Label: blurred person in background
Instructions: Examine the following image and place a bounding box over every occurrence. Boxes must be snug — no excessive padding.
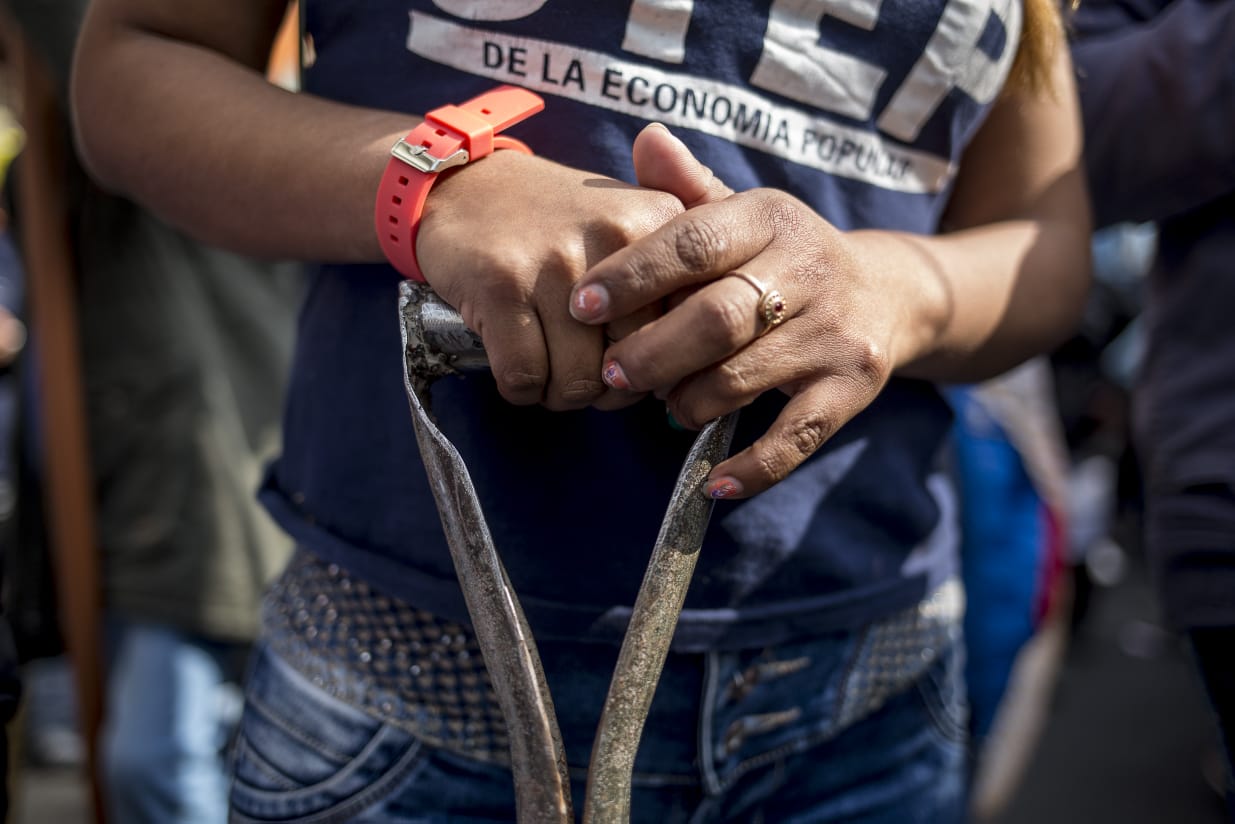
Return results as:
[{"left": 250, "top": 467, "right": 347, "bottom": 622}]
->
[
  {"left": 948, "top": 357, "right": 1071, "bottom": 817},
  {"left": 2, "top": 1, "right": 301, "bottom": 821},
  {"left": 1071, "top": 0, "right": 1235, "bottom": 817}
]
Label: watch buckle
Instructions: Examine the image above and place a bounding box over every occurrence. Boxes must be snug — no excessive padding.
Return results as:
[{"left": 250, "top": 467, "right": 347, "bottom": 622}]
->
[{"left": 391, "top": 138, "right": 470, "bottom": 174}]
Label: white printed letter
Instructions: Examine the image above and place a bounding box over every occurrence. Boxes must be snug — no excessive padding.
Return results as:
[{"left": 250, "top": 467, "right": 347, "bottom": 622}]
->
[
  {"left": 750, "top": 0, "right": 887, "bottom": 121},
  {"left": 621, "top": 0, "right": 695, "bottom": 64},
  {"left": 432, "top": 0, "right": 548, "bottom": 22},
  {"left": 877, "top": 0, "right": 1020, "bottom": 142}
]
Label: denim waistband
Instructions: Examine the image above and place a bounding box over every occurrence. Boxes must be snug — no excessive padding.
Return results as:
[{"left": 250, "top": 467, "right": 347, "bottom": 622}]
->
[{"left": 262, "top": 547, "right": 965, "bottom": 780}]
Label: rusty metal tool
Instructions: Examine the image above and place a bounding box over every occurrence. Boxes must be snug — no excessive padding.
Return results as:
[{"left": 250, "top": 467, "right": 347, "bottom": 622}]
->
[{"left": 399, "top": 281, "right": 738, "bottom": 822}]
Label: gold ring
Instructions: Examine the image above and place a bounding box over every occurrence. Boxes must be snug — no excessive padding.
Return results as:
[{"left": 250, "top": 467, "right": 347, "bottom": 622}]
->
[{"left": 731, "top": 272, "right": 788, "bottom": 336}]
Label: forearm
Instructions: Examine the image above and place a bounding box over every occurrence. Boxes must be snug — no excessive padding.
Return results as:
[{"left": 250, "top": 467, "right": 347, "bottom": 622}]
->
[
  {"left": 861, "top": 199, "right": 1091, "bottom": 384},
  {"left": 72, "top": 10, "right": 412, "bottom": 262},
  {"left": 884, "top": 37, "right": 1091, "bottom": 382},
  {"left": 71, "top": 1, "right": 694, "bottom": 416}
]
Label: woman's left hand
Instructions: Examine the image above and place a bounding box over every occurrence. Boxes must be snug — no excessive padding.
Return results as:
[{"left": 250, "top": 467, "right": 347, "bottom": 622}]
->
[{"left": 570, "top": 138, "right": 931, "bottom": 500}]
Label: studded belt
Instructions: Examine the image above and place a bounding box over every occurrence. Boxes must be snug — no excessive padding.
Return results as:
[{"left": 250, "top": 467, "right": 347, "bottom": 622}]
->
[
  {"left": 263, "top": 548, "right": 512, "bottom": 764},
  {"left": 264, "top": 547, "right": 966, "bottom": 770}
]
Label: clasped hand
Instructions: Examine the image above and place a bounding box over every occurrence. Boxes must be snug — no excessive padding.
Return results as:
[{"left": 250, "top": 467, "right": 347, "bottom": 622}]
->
[{"left": 416, "top": 125, "right": 912, "bottom": 499}]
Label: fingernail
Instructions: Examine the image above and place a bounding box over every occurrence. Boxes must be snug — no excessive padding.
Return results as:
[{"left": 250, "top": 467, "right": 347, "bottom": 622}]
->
[
  {"left": 667, "top": 409, "right": 685, "bottom": 431},
  {"left": 571, "top": 285, "right": 609, "bottom": 321},
  {"left": 706, "top": 476, "right": 743, "bottom": 499},
  {"left": 650, "top": 122, "right": 688, "bottom": 150},
  {"left": 602, "top": 360, "right": 629, "bottom": 390}
]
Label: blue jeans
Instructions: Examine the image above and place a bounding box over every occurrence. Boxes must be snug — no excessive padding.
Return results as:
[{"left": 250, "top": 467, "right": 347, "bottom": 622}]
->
[
  {"left": 103, "top": 620, "right": 250, "bottom": 824},
  {"left": 229, "top": 607, "right": 968, "bottom": 822}
]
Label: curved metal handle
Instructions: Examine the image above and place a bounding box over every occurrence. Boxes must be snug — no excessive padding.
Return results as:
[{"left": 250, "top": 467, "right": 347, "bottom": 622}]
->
[
  {"left": 399, "top": 280, "right": 738, "bottom": 823},
  {"left": 582, "top": 410, "right": 738, "bottom": 823},
  {"left": 400, "top": 282, "right": 572, "bottom": 822}
]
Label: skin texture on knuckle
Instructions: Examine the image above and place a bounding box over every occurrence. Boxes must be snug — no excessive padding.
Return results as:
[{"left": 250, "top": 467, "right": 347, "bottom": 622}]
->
[
  {"left": 599, "top": 191, "right": 682, "bottom": 250},
  {"left": 752, "top": 443, "right": 795, "bottom": 489},
  {"left": 477, "top": 265, "right": 538, "bottom": 308},
  {"left": 604, "top": 211, "right": 652, "bottom": 250},
  {"left": 494, "top": 367, "right": 548, "bottom": 404},
  {"left": 698, "top": 294, "right": 752, "bottom": 350},
  {"left": 546, "top": 377, "right": 606, "bottom": 410},
  {"left": 537, "top": 243, "right": 587, "bottom": 290},
  {"left": 750, "top": 412, "right": 832, "bottom": 488},
  {"left": 843, "top": 336, "right": 893, "bottom": 391},
  {"left": 786, "top": 413, "right": 832, "bottom": 462},
  {"left": 673, "top": 214, "right": 729, "bottom": 275},
  {"left": 760, "top": 189, "right": 811, "bottom": 237},
  {"left": 713, "top": 358, "right": 762, "bottom": 402},
  {"left": 802, "top": 297, "right": 890, "bottom": 391}
]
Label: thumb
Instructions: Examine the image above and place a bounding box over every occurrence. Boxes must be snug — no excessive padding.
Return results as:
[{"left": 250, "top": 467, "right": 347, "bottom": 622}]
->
[{"left": 632, "top": 123, "right": 733, "bottom": 207}]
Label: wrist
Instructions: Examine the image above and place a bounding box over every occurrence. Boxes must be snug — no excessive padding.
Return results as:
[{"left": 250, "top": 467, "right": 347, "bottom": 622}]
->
[
  {"left": 847, "top": 229, "right": 950, "bottom": 372},
  {"left": 374, "top": 85, "right": 544, "bottom": 280}
]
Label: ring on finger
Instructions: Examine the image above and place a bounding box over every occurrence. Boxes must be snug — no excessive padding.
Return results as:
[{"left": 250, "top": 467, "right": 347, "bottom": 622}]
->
[{"left": 731, "top": 272, "right": 788, "bottom": 337}]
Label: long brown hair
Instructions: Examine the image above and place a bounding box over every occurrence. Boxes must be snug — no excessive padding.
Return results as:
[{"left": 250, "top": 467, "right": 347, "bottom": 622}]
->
[{"left": 1008, "top": 0, "right": 1069, "bottom": 94}]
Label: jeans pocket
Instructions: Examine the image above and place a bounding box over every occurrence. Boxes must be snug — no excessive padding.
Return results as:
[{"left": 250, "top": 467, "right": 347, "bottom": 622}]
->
[
  {"left": 913, "top": 641, "right": 970, "bottom": 749},
  {"left": 229, "top": 645, "right": 426, "bottom": 823}
]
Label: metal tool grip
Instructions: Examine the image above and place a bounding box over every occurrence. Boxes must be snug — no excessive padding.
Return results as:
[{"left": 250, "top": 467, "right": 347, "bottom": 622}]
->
[{"left": 402, "top": 283, "right": 489, "bottom": 373}]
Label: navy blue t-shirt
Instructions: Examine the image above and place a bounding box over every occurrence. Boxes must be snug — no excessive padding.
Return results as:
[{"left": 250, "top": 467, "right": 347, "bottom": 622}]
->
[{"left": 262, "top": 0, "right": 1021, "bottom": 651}]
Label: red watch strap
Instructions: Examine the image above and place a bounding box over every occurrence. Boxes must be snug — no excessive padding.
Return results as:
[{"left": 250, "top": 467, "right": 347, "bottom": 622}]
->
[{"left": 375, "top": 86, "right": 544, "bottom": 281}]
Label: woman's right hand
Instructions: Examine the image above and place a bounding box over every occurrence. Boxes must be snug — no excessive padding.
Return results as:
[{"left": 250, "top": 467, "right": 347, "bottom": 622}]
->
[{"left": 414, "top": 150, "right": 684, "bottom": 412}]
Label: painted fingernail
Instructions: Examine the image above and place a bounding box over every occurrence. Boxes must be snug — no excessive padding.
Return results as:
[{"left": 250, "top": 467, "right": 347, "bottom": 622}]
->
[
  {"left": 667, "top": 409, "right": 685, "bottom": 431},
  {"left": 706, "top": 476, "right": 743, "bottom": 499},
  {"left": 571, "top": 285, "right": 609, "bottom": 321},
  {"left": 602, "top": 359, "right": 629, "bottom": 390}
]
